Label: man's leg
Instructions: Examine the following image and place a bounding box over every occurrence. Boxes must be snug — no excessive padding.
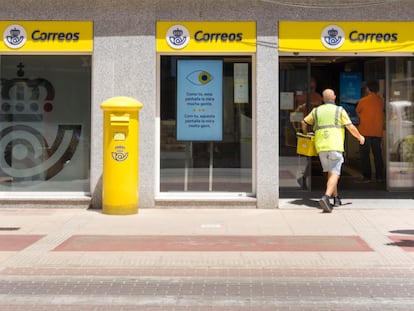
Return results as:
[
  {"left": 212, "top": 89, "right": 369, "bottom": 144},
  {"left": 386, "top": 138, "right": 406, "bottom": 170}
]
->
[
  {"left": 359, "top": 137, "right": 372, "bottom": 180},
  {"left": 319, "top": 171, "right": 340, "bottom": 213},
  {"left": 371, "top": 137, "right": 384, "bottom": 181},
  {"left": 325, "top": 172, "right": 340, "bottom": 197}
]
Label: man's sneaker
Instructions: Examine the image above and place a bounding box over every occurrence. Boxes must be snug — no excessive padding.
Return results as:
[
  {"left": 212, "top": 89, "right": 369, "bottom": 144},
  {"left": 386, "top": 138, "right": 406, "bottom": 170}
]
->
[
  {"left": 319, "top": 195, "right": 332, "bottom": 213},
  {"left": 333, "top": 196, "right": 342, "bottom": 207}
]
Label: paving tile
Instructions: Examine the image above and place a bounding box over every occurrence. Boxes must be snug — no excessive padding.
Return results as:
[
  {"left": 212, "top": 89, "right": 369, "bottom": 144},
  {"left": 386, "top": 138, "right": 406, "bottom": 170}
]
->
[
  {"left": 52, "top": 235, "right": 373, "bottom": 252},
  {"left": 0, "top": 235, "right": 45, "bottom": 251}
]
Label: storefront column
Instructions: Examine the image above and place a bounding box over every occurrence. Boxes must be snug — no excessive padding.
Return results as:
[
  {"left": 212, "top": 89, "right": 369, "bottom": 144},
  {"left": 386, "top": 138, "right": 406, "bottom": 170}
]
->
[{"left": 256, "top": 35, "right": 279, "bottom": 209}]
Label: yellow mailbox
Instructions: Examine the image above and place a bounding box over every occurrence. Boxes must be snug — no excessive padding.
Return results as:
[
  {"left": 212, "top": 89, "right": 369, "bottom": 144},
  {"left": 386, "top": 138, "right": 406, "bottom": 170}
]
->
[{"left": 100, "top": 97, "right": 143, "bottom": 215}]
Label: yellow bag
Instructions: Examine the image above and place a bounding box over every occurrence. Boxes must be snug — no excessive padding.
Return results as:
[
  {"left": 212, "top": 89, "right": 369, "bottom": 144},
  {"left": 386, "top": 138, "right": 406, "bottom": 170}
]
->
[{"left": 296, "top": 133, "right": 317, "bottom": 157}]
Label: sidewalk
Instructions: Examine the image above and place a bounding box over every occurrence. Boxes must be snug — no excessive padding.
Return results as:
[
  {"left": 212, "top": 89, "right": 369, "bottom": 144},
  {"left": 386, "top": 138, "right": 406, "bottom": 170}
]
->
[{"left": 0, "top": 198, "right": 414, "bottom": 270}]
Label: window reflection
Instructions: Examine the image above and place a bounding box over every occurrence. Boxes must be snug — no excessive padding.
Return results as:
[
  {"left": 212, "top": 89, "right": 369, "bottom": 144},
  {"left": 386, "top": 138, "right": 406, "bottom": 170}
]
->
[{"left": 388, "top": 58, "right": 414, "bottom": 190}]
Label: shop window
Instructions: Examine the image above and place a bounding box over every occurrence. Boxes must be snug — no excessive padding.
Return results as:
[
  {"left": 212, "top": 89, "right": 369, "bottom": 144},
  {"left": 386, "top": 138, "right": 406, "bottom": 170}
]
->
[
  {"left": 388, "top": 58, "right": 414, "bottom": 190},
  {"left": 160, "top": 56, "right": 252, "bottom": 193},
  {"left": 0, "top": 55, "right": 91, "bottom": 192}
]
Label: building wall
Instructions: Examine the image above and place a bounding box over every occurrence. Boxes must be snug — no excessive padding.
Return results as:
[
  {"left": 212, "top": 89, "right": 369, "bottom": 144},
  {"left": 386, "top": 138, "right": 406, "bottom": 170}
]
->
[{"left": 1, "top": 0, "right": 413, "bottom": 208}]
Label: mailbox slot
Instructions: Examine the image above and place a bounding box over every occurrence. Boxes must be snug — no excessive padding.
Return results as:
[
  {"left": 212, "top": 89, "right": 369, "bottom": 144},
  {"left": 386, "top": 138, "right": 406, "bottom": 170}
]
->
[{"left": 110, "top": 114, "right": 130, "bottom": 127}]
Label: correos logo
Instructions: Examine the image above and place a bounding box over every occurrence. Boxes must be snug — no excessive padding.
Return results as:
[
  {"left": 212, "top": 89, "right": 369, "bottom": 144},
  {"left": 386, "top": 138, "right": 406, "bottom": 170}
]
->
[
  {"left": 321, "top": 24, "right": 345, "bottom": 49},
  {"left": 3, "top": 24, "right": 27, "bottom": 49},
  {"left": 166, "top": 25, "right": 190, "bottom": 49}
]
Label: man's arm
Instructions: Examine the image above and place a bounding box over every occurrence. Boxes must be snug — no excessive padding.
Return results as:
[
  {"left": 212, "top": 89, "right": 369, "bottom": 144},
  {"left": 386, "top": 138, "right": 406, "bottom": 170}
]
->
[
  {"left": 301, "top": 109, "right": 315, "bottom": 134},
  {"left": 345, "top": 123, "right": 365, "bottom": 145},
  {"left": 301, "top": 120, "right": 309, "bottom": 134}
]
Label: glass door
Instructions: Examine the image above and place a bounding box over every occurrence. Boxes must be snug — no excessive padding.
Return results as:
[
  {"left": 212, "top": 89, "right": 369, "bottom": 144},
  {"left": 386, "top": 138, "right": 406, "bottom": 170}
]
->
[
  {"left": 387, "top": 57, "right": 414, "bottom": 190},
  {"left": 279, "top": 57, "right": 321, "bottom": 190},
  {"left": 280, "top": 56, "right": 390, "bottom": 193}
]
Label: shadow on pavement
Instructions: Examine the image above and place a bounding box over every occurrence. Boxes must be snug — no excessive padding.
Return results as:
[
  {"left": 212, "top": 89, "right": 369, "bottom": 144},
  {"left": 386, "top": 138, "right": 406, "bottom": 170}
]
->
[
  {"left": 387, "top": 230, "right": 414, "bottom": 250},
  {"left": 386, "top": 239, "right": 414, "bottom": 248},
  {"left": 390, "top": 230, "right": 414, "bottom": 235},
  {"left": 288, "top": 198, "right": 353, "bottom": 209}
]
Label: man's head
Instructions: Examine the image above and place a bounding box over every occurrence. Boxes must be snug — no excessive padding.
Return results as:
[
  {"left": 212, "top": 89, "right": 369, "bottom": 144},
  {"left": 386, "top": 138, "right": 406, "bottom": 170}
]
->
[
  {"left": 366, "top": 80, "right": 379, "bottom": 93},
  {"left": 322, "top": 89, "right": 336, "bottom": 103}
]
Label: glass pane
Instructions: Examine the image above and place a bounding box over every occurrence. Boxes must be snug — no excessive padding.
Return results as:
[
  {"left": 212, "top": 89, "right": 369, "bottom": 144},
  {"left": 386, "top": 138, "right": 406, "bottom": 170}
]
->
[
  {"left": 0, "top": 55, "right": 91, "bottom": 192},
  {"left": 280, "top": 56, "right": 388, "bottom": 192},
  {"left": 279, "top": 57, "right": 316, "bottom": 190},
  {"left": 160, "top": 56, "right": 252, "bottom": 193},
  {"left": 388, "top": 57, "right": 414, "bottom": 190}
]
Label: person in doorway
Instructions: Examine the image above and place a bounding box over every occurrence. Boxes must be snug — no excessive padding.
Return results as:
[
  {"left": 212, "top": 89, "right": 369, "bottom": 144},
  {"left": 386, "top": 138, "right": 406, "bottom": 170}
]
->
[
  {"left": 295, "top": 77, "right": 323, "bottom": 114},
  {"left": 356, "top": 80, "right": 385, "bottom": 183},
  {"left": 295, "top": 77, "right": 322, "bottom": 189},
  {"left": 301, "top": 89, "right": 365, "bottom": 213}
]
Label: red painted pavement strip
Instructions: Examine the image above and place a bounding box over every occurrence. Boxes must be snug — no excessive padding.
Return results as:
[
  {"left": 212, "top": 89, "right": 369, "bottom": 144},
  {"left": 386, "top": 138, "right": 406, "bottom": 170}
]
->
[
  {"left": 387, "top": 235, "right": 414, "bottom": 252},
  {"left": 53, "top": 235, "right": 373, "bottom": 252},
  {"left": 0, "top": 235, "right": 45, "bottom": 251}
]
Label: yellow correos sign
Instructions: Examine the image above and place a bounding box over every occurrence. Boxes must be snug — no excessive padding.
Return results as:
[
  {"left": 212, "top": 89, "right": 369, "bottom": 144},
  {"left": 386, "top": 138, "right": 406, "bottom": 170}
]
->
[
  {"left": 279, "top": 21, "right": 414, "bottom": 53},
  {"left": 1, "top": 21, "right": 93, "bottom": 53},
  {"left": 157, "top": 21, "right": 256, "bottom": 52}
]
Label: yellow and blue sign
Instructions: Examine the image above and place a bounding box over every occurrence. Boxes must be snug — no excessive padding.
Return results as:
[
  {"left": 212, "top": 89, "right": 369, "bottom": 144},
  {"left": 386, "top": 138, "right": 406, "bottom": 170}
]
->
[
  {"left": 279, "top": 21, "right": 414, "bottom": 53},
  {"left": 157, "top": 21, "right": 256, "bottom": 52},
  {"left": 1, "top": 21, "right": 93, "bottom": 53},
  {"left": 176, "top": 59, "right": 223, "bottom": 141}
]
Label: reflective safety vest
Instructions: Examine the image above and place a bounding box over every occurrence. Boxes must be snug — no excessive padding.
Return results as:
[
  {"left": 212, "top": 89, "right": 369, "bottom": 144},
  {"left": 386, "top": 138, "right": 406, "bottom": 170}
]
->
[{"left": 312, "top": 104, "right": 345, "bottom": 153}]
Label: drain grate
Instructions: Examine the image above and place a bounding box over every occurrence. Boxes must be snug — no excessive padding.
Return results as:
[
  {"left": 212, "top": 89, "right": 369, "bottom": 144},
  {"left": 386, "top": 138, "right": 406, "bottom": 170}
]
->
[{"left": 0, "top": 227, "right": 20, "bottom": 231}]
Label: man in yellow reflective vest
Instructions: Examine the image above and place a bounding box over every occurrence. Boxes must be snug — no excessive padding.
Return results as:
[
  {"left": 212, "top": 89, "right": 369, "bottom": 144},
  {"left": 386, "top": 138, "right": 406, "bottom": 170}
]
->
[{"left": 301, "top": 89, "right": 365, "bottom": 213}]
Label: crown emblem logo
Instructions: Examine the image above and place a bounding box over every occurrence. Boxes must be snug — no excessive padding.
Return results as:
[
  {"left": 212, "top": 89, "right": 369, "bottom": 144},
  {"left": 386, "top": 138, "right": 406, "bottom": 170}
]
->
[
  {"left": 173, "top": 28, "right": 183, "bottom": 37},
  {"left": 4, "top": 24, "right": 27, "bottom": 49},
  {"left": 321, "top": 25, "right": 345, "bottom": 49},
  {"left": 1, "top": 63, "right": 55, "bottom": 122},
  {"left": 1, "top": 78, "right": 55, "bottom": 122},
  {"left": 10, "top": 28, "right": 21, "bottom": 37},
  {"left": 327, "top": 28, "right": 338, "bottom": 37},
  {"left": 166, "top": 25, "right": 190, "bottom": 49}
]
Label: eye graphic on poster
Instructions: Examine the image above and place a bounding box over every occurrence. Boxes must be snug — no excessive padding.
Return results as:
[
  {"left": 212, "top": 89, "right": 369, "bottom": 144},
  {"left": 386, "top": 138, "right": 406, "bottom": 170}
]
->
[{"left": 186, "top": 70, "right": 214, "bottom": 86}]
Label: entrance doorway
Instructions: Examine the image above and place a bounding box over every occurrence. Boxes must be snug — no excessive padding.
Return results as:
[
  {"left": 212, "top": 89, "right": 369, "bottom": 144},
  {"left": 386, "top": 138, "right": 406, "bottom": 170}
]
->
[{"left": 279, "top": 56, "right": 414, "bottom": 194}]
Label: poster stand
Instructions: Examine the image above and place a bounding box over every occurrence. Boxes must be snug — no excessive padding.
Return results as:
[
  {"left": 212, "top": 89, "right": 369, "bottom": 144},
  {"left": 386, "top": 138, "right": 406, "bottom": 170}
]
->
[
  {"left": 184, "top": 142, "right": 191, "bottom": 191},
  {"left": 209, "top": 142, "right": 213, "bottom": 191},
  {"left": 183, "top": 142, "right": 214, "bottom": 191}
]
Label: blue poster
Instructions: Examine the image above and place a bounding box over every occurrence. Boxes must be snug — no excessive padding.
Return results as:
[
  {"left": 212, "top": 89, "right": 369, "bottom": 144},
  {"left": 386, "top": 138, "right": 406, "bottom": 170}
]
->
[
  {"left": 340, "top": 72, "right": 362, "bottom": 124},
  {"left": 176, "top": 60, "right": 223, "bottom": 141}
]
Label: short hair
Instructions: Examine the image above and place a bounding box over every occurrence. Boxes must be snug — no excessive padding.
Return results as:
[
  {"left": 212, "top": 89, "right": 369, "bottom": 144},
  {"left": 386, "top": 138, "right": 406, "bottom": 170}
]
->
[
  {"left": 366, "top": 80, "right": 379, "bottom": 93},
  {"left": 322, "top": 89, "right": 336, "bottom": 102}
]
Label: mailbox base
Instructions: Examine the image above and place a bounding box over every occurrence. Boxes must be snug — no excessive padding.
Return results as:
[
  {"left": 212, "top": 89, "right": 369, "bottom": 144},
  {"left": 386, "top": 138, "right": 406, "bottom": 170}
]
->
[{"left": 103, "top": 204, "right": 138, "bottom": 215}]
